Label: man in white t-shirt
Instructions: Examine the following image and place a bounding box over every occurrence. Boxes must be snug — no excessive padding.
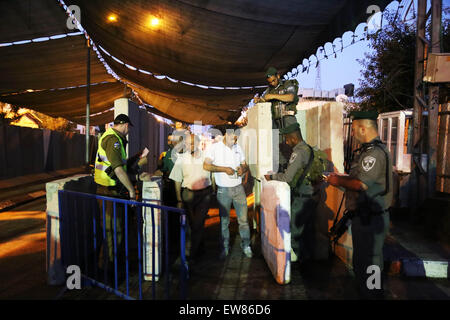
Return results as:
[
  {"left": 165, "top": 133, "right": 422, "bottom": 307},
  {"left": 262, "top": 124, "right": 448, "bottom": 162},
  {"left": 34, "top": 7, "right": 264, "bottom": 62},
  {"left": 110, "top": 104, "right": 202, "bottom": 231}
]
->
[
  {"left": 203, "top": 126, "right": 252, "bottom": 259},
  {"left": 169, "top": 134, "right": 212, "bottom": 264}
]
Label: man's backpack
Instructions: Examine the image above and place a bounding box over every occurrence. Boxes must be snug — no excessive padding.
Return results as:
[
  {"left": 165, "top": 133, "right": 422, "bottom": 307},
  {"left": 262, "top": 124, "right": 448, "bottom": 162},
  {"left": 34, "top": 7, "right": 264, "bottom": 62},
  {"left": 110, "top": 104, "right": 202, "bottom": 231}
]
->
[{"left": 289, "top": 143, "right": 328, "bottom": 191}]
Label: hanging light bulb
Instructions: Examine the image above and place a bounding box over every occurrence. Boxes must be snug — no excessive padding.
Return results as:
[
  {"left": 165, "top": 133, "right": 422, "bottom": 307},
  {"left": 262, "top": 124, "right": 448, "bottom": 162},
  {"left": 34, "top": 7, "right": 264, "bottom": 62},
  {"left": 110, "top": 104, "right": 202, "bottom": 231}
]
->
[
  {"left": 149, "top": 16, "right": 160, "bottom": 27},
  {"left": 107, "top": 14, "right": 118, "bottom": 23}
]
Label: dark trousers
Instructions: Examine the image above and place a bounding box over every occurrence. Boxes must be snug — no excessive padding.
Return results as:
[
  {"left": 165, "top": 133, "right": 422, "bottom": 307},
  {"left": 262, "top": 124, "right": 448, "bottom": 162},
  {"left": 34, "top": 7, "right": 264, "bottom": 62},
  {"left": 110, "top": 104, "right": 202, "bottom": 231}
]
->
[
  {"left": 352, "top": 212, "right": 390, "bottom": 299},
  {"left": 291, "top": 195, "right": 317, "bottom": 261},
  {"left": 162, "top": 178, "right": 181, "bottom": 261},
  {"left": 96, "top": 185, "right": 126, "bottom": 266},
  {"left": 182, "top": 186, "right": 212, "bottom": 258}
]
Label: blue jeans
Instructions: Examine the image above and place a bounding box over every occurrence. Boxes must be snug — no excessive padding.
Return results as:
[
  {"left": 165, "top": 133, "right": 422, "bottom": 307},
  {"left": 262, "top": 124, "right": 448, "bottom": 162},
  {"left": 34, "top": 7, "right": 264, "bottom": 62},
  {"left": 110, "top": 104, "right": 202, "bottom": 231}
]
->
[{"left": 216, "top": 185, "right": 250, "bottom": 249}]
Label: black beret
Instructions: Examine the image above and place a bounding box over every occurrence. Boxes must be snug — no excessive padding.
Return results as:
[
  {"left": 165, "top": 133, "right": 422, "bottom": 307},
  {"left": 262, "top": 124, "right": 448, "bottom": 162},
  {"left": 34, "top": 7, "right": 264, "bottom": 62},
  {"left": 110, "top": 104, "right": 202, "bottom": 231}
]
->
[
  {"left": 114, "top": 114, "right": 133, "bottom": 126},
  {"left": 350, "top": 110, "right": 378, "bottom": 121},
  {"left": 280, "top": 122, "right": 300, "bottom": 135}
]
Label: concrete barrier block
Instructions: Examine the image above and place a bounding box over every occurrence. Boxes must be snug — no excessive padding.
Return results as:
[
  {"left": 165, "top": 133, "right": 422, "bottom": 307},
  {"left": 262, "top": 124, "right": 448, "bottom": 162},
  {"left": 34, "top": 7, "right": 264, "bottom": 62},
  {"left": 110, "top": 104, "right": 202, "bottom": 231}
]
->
[
  {"left": 45, "top": 174, "right": 90, "bottom": 285},
  {"left": 142, "top": 177, "right": 163, "bottom": 281},
  {"left": 261, "top": 180, "right": 291, "bottom": 284}
]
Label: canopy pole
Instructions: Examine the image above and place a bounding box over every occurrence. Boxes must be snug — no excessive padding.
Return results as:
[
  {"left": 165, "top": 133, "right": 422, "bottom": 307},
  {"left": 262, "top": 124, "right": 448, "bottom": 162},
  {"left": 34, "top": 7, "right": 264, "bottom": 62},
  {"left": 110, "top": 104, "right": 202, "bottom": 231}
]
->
[{"left": 86, "top": 37, "right": 91, "bottom": 165}]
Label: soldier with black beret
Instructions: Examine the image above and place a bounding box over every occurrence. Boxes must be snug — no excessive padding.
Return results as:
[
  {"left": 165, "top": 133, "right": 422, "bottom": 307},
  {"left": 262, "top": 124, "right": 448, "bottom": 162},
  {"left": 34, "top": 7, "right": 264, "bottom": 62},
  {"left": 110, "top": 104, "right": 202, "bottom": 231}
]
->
[
  {"left": 325, "top": 110, "right": 392, "bottom": 299},
  {"left": 94, "top": 114, "right": 148, "bottom": 284},
  {"left": 265, "top": 122, "right": 317, "bottom": 264}
]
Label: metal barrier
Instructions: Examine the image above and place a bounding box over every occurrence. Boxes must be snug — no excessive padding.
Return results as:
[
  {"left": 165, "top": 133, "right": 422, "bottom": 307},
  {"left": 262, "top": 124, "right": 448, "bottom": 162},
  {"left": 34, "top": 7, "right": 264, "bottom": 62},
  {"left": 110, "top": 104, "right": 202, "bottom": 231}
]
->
[{"left": 57, "top": 189, "right": 188, "bottom": 300}]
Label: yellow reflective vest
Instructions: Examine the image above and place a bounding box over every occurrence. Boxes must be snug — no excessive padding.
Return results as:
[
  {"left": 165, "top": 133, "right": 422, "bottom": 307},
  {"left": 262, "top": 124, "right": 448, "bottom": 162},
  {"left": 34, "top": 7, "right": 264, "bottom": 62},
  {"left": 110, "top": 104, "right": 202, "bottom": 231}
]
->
[{"left": 94, "top": 128, "right": 127, "bottom": 187}]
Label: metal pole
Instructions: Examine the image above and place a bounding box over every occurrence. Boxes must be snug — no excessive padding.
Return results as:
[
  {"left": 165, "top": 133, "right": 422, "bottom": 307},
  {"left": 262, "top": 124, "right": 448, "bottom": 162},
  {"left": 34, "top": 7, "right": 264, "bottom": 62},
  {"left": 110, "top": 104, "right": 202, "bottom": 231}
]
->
[
  {"left": 411, "top": 0, "right": 427, "bottom": 209},
  {"left": 86, "top": 37, "right": 91, "bottom": 165},
  {"left": 427, "top": 0, "right": 442, "bottom": 197}
]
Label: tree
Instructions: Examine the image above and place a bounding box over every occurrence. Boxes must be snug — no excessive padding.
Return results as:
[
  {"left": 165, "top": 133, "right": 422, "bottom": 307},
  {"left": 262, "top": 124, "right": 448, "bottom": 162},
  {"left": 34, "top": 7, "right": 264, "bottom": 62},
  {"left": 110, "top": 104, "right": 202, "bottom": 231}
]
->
[
  {"left": 356, "top": 7, "right": 450, "bottom": 113},
  {"left": 0, "top": 102, "right": 75, "bottom": 131},
  {"left": 37, "top": 111, "right": 75, "bottom": 132},
  {"left": 0, "top": 103, "right": 22, "bottom": 125}
]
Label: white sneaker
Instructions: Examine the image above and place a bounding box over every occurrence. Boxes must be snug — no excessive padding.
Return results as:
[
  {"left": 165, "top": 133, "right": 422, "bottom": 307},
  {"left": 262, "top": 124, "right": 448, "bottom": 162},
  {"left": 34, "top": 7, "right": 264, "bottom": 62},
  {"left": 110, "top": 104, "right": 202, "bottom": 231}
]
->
[
  {"left": 243, "top": 246, "right": 253, "bottom": 258},
  {"left": 291, "top": 249, "right": 298, "bottom": 262}
]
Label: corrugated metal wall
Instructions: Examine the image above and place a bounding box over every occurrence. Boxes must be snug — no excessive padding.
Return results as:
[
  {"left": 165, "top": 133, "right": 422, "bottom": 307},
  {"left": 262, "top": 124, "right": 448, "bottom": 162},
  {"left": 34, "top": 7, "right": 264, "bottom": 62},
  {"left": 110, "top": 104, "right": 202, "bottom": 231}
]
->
[
  {"left": 0, "top": 125, "right": 97, "bottom": 179},
  {"left": 0, "top": 116, "right": 171, "bottom": 180}
]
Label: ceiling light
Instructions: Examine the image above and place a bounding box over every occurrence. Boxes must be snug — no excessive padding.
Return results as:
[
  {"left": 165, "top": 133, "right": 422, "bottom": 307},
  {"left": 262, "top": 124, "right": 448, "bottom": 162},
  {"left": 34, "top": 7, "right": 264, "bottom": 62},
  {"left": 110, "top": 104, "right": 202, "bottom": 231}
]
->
[
  {"left": 107, "top": 14, "right": 118, "bottom": 22},
  {"left": 149, "top": 17, "right": 160, "bottom": 27}
]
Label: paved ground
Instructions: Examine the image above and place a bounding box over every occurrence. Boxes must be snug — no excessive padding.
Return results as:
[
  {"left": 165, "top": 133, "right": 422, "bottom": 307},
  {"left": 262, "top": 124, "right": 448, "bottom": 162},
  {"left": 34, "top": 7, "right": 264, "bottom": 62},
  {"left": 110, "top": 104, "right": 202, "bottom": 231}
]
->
[
  {"left": 0, "top": 198, "right": 64, "bottom": 300},
  {"left": 0, "top": 197, "right": 449, "bottom": 300}
]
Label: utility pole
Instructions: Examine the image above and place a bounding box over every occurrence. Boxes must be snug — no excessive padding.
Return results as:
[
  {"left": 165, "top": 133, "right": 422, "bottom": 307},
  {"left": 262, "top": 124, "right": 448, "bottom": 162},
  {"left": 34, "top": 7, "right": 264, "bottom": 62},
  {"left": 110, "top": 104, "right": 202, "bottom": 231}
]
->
[
  {"left": 86, "top": 37, "right": 91, "bottom": 166},
  {"left": 411, "top": 0, "right": 427, "bottom": 209},
  {"left": 427, "top": 0, "right": 442, "bottom": 197}
]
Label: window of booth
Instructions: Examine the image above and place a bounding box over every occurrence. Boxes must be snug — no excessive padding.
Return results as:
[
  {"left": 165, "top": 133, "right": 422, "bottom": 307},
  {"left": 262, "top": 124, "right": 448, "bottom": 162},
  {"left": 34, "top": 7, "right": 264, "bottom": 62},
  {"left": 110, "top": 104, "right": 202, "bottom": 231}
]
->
[
  {"left": 390, "top": 117, "right": 398, "bottom": 163},
  {"left": 382, "top": 118, "right": 389, "bottom": 144}
]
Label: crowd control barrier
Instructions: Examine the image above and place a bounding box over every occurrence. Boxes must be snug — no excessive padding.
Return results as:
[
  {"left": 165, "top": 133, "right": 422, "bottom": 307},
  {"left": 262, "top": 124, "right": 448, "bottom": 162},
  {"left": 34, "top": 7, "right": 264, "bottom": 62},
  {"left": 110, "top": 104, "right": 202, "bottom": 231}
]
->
[{"left": 57, "top": 189, "right": 188, "bottom": 300}]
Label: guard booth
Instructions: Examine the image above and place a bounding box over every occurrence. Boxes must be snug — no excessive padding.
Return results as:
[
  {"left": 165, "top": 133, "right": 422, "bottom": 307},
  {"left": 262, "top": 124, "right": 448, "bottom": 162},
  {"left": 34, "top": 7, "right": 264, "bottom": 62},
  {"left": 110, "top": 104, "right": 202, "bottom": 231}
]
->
[{"left": 378, "top": 110, "right": 417, "bottom": 209}]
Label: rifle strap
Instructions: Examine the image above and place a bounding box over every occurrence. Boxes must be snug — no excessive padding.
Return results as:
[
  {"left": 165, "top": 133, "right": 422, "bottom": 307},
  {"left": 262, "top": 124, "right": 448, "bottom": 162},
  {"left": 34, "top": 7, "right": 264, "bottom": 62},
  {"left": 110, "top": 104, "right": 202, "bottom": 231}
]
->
[{"left": 291, "top": 143, "right": 314, "bottom": 195}]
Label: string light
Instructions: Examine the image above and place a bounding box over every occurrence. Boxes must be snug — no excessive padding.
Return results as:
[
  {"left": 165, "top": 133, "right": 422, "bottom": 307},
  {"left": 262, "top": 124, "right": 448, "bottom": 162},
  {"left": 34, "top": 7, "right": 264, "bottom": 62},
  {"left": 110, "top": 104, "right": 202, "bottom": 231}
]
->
[{"left": 58, "top": 0, "right": 265, "bottom": 91}]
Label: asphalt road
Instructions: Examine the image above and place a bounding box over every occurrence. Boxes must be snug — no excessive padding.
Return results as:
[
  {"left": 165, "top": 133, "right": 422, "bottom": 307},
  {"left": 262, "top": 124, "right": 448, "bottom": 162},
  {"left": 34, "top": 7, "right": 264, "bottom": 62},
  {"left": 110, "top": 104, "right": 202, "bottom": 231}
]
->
[{"left": 0, "top": 198, "right": 64, "bottom": 300}]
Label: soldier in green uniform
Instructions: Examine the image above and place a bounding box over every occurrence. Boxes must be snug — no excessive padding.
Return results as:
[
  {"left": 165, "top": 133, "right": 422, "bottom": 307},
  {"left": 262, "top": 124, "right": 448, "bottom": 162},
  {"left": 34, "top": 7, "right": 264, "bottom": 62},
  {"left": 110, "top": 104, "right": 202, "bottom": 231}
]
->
[
  {"left": 265, "top": 122, "right": 317, "bottom": 263},
  {"left": 157, "top": 135, "right": 174, "bottom": 172},
  {"left": 94, "top": 114, "right": 147, "bottom": 283},
  {"left": 254, "top": 67, "right": 300, "bottom": 171},
  {"left": 325, "top": 111, "right": 392, "bottom": 299},
  {"left": 158, "top": 135, "right": 179, "bottom": 178}
]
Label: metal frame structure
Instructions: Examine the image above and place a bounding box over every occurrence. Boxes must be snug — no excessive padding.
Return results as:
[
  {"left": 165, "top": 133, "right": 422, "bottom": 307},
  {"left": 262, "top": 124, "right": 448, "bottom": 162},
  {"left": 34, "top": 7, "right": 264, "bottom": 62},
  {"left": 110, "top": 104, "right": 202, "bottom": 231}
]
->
[{"left": 411, "top": 0, "right": 444, "bottom": 205}]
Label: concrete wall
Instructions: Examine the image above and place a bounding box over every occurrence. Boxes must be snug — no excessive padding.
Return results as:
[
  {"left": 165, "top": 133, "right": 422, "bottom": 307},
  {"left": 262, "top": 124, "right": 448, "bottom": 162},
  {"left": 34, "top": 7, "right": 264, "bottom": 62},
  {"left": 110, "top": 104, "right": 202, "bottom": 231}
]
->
[
  {"left": 243, "top": 101, "right": 353, "bottom": 267},
  {"left": 239, "top": 102, "right": 273, "bottom": 178},
  {"left": 299, "top": 101, "right": 349, "bottom": 263}
]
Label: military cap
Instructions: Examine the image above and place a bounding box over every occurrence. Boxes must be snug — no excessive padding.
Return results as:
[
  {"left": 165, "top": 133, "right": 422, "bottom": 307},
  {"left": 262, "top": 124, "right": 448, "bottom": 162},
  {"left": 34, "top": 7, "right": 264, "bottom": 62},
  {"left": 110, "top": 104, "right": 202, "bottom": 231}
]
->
[
  {"left": 350, "top": 110, "right": 378, "bottom": 121},
  {"left": 114, "top": 114, "right": 133, "bottom": 126},
  {"left": 265, "top": 67, "right": 278, "bottom": 78},
  {"left": 280, "top": 122, "right": 300, "bottom": 135}
]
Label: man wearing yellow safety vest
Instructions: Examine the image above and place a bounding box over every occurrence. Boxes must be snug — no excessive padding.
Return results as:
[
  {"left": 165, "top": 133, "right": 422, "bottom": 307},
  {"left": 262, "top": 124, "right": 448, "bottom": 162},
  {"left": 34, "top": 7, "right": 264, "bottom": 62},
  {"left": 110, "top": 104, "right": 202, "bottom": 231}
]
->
[{"left": 94, "top": 114, "right": 148, "bottom": 282}]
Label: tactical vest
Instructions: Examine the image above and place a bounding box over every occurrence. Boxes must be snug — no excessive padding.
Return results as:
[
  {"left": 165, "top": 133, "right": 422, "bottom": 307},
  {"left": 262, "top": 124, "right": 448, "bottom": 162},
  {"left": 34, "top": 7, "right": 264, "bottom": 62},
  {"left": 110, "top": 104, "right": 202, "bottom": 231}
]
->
[
  {"left": 289, "top": 143, "right": 328, "bottom": 196},
  {"left": 353, "top": 139, "right": 391, "bottom": 198},
  {"left": 267, "top": 79, "right": 299, "bottom": 119},
  {"left": 94, "top": 128, "right": 127, "bottom": 187}
]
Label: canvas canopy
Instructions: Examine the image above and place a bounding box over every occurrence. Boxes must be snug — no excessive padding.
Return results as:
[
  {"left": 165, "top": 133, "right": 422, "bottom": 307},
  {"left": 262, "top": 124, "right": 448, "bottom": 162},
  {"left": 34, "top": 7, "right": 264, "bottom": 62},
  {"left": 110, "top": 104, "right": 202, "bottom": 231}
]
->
[{"left": 0, "top": 0, "right": 392, "bottom": 125}]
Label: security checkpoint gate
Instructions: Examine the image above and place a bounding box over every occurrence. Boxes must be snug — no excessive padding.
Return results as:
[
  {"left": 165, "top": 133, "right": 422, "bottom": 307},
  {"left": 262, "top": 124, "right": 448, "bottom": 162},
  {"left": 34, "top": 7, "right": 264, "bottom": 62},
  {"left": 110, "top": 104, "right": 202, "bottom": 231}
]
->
[{"left": 56, "top": 189, "right": 188, "bottom": 300}]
